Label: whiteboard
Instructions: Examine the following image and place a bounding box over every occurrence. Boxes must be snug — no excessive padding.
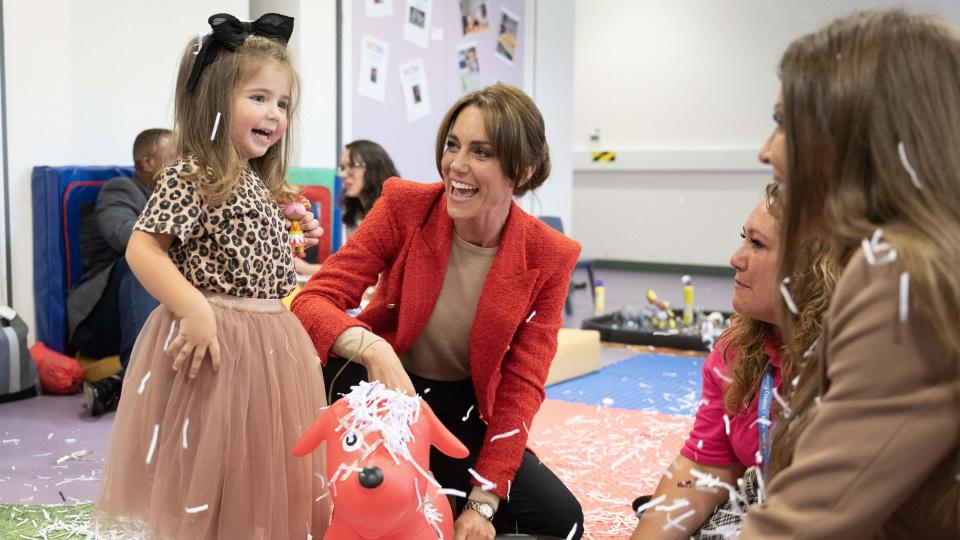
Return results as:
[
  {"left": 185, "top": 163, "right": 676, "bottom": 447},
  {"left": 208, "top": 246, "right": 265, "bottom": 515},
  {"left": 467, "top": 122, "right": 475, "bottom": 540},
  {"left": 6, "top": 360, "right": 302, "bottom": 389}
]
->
[{"left": 342, "top": 0, "right": 529, "bottom": 184}]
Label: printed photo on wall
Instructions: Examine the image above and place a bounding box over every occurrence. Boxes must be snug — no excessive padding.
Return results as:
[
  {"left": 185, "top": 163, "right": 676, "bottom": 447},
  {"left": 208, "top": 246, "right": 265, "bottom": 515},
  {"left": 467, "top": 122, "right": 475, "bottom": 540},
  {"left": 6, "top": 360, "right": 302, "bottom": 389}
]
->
[
  {"left": 496, "top": 7, "right": 519, "bottom": 64},
  {"left": 365, "top": 0, "right": 393, "bottom": 18},
  {"left": 399, "top": 58, "right": 431, "bottom": 121},
  {"left": 459, "top": 0, "right": 489, "bottom": 36},
  {"left": 457, "top": 42, "right": 481, "bottom": 94},
  {"left": 357, "top": 35, "right": 389, "bottom": 103},
  {"left": 403, "top": 0, "right": 433, "bottom": 49}
]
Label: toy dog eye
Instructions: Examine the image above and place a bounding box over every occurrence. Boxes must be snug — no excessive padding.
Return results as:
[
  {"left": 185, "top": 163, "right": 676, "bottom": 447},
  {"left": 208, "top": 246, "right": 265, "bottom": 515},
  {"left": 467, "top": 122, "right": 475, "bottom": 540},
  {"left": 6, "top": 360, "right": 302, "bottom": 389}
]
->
[{"left": 341, "top": 430, "right": 363, "bottom": 452}]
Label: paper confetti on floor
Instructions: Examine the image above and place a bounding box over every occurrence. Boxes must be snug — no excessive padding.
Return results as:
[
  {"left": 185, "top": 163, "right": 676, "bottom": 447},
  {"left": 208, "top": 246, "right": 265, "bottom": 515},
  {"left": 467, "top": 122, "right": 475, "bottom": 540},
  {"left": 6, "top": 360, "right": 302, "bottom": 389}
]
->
[{"left": 529, "top": 399, "right": 693, "bottom": 538}]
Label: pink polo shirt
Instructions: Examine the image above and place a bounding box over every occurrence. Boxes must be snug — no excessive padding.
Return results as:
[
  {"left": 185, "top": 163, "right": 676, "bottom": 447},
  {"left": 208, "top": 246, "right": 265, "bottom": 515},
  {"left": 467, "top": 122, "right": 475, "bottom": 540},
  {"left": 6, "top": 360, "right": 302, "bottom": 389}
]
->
[{"left": 680, "top": 337, "right": 782, "bottom": 468}]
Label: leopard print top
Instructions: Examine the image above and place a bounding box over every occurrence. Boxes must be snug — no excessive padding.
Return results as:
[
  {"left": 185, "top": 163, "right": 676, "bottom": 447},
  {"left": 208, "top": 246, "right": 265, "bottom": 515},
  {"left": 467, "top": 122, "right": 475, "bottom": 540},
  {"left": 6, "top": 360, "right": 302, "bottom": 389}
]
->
[{"left": 134, "top": 156, "right": 296, "bottom": 299}]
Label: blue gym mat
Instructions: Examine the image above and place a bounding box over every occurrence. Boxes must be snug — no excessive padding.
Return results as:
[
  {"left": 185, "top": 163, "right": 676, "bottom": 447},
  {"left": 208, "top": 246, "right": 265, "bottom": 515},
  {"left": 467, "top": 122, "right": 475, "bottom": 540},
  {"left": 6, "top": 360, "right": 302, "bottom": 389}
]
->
[{"left": 546, "top": 353, "right": 704, "bottom": 416}]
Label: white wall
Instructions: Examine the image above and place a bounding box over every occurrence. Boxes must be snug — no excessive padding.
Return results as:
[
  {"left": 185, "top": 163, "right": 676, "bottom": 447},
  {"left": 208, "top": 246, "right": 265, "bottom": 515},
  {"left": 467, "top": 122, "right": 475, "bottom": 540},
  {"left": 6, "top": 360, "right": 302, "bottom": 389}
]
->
[
  {"left": 5, "top": 0, "right": 247, "bottom": 339},
  {"left": 0, "top": 2, "right": 9, "bottom": 307},
  {"left": 520, "top": 0, "right": 575, "bottom": 234},
  {"left": 572, "top": 0, "right": 960, "bottom": 266}
]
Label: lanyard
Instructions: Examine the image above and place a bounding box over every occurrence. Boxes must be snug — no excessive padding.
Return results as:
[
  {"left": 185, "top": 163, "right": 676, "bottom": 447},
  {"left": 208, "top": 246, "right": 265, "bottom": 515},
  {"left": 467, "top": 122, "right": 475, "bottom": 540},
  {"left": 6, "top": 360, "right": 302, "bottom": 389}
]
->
[{"left": 757, "top": 364, "right": 777, "bottom": 470}]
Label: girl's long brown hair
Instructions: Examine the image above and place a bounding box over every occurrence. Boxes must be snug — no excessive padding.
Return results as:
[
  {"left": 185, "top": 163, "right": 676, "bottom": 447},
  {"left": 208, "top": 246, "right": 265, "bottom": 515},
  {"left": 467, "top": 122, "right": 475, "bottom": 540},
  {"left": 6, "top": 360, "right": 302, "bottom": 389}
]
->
[
  {"left": 722, "top": 183, "right": 837, "bottom": 416},
  {"left": 769, "top": 10, "right": 960, "bottom": 512},
  {"left": 174, "top": 34, "right": 300, "bottom": 206}
]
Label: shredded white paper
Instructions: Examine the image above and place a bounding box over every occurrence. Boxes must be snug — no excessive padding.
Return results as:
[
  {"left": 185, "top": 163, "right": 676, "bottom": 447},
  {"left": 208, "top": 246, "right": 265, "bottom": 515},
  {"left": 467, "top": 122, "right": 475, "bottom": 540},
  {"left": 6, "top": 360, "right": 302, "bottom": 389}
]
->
[
  {"left": 779, "top": 277, "right": 799, "bottom": 315},
  {"left": 210, "top": 112, "right": 222, "bottom": 141},
  {"left": 137, "top": 371, "right": 152, "bottom": 395},
  {"left": 145, "top": 424, "right": 159, "bottom": 465},
  {"left": 897, "top": 141, "right": 922, "bottom": 189}
]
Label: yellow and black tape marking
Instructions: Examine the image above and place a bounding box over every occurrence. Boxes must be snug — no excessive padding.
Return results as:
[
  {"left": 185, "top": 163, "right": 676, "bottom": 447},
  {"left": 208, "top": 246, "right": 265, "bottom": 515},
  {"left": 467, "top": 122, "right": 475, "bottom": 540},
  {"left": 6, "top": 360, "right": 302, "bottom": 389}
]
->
[{"left": 591, "top": 151, "right": 617, "bottom": 162}]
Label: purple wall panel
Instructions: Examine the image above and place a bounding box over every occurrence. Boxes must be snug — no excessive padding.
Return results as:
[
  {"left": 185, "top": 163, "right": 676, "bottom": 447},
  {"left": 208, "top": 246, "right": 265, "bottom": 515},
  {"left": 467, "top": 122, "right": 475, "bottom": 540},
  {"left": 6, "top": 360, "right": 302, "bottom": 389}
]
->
[{"left": 348, "top": 0, "right": 526, "bottom": 184}]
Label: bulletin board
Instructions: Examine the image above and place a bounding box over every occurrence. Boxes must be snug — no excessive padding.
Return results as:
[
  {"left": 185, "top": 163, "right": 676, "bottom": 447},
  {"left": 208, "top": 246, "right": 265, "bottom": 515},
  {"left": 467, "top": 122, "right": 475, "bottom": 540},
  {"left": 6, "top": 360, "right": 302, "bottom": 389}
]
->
[{"left": 341, "top": 0, "right": 530, "bottom": 184}]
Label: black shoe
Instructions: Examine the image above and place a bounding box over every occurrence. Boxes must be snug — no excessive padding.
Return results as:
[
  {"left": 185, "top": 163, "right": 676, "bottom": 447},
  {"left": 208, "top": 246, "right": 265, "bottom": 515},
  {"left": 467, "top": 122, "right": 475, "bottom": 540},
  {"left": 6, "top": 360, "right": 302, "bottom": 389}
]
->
[{"left": 84, "top": 376, "right": 122, "bottom": 416}]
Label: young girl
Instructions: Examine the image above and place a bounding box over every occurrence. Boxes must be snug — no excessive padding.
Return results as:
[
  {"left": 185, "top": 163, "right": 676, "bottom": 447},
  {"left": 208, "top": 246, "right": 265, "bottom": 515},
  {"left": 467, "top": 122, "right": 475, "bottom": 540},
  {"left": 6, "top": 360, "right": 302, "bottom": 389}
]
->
[{"left": 94, "top": 13, "right": 329, "bottom": 538}]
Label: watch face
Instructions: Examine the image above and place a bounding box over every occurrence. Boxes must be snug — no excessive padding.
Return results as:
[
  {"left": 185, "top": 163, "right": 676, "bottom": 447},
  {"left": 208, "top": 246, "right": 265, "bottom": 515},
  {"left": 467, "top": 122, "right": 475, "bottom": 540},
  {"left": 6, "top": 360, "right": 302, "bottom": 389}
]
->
[{"left": 468, "top": 501, "right": 493, "bottom": 519}]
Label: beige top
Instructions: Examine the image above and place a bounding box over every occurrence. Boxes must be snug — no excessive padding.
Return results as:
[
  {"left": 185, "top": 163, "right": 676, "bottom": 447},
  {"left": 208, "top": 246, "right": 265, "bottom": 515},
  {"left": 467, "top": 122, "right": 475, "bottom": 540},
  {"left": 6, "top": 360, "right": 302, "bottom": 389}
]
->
[
  {"left": 739, "top": 249, "right": 959, "bottom": 539},
  {"left": 399, "top": 232, "right": 498, "bottom": 380},
  {"left": 330, "top": 232, "right": 497, "bottom": 374}
]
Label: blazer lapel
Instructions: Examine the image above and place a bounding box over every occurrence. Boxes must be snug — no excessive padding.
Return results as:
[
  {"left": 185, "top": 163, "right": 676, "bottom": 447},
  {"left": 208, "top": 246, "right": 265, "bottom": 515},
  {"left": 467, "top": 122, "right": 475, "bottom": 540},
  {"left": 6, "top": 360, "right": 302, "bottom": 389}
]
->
[
  {"left": 395, "top": 194, "right": 452, "bottom": 354},
  {"left": 470, "top": 204, "right": 540, "bottom": 379}
]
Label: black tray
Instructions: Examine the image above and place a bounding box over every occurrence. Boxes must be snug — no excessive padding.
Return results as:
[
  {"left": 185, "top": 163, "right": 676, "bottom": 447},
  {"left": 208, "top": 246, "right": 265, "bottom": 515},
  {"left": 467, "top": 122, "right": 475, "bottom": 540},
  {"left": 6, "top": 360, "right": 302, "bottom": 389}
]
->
[{"left": 581, "top": 313, "right": 730, "bottom": 352}]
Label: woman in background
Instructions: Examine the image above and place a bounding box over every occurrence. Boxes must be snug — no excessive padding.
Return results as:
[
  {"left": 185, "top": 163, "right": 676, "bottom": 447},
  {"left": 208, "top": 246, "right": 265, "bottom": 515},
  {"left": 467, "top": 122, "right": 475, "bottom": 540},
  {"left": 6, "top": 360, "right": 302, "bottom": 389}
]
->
[
  {"left": 294, "top": 139, "right": 398, "bottom": 277},
  {"left": 630, "top": 183, "right": 835, "bottom": 539},
  {"left": 339, "top": 139, "right": 398, "bottom": 239}
]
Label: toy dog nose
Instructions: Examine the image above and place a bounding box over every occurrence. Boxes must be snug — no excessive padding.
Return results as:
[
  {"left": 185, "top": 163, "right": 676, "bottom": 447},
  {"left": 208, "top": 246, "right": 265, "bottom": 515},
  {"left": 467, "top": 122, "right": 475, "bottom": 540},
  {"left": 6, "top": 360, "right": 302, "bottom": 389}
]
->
[{"left": 358, "top": 466, "right": 384, "bottom": 488}]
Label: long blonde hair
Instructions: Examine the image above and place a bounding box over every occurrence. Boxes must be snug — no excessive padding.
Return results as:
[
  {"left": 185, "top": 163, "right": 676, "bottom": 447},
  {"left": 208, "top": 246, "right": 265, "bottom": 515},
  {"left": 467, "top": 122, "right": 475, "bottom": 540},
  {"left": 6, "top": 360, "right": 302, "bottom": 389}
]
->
[
  {"left": 722, "top": 183, "right": 837, "bottom": 416},
  {"left": 770, "top": 10, "right": 960, "bottom": 503},
  {"left": 173, "top": 34, "right": 300, "bottom": 206}
]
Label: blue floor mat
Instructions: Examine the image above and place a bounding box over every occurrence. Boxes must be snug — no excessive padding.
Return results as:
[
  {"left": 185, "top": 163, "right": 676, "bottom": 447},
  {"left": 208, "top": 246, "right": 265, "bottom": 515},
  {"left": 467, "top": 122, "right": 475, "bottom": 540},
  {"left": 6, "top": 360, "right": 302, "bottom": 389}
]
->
[{"left": 546, "top": 353, "right": 704, "bottom": 416}]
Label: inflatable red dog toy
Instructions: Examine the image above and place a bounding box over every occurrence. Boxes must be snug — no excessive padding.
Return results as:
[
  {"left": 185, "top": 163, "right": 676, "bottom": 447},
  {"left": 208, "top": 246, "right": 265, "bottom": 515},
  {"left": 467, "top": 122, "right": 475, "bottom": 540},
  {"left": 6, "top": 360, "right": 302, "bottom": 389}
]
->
[{"left": 293, "top": 381, "right": 469, "bottom": 539}]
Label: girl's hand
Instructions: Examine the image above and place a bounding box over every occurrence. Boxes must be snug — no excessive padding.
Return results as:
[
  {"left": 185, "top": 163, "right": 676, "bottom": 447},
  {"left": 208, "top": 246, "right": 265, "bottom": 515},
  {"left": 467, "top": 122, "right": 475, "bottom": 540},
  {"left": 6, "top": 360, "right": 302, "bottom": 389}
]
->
[
  {"left": 168, "top": 299, "right": 221, "bottom": 378},
  {"left": 283, "top": 201, "right": 323, "bottom": 248},
  {"left": 359, "top": 340, "right": 415, "bottom": 395},
  {"left": 299, "top": 211, "right": 323, "bottom": 246},
  {"left": 454, "top": 509, "right": 495, "bottom": 540}
]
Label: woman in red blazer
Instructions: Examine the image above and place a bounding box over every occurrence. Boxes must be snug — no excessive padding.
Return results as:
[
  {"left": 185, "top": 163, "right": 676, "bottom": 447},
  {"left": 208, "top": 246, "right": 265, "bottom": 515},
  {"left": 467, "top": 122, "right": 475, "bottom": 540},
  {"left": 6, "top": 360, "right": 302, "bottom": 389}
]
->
[{"left": 292, "top": 84, "right": 583, "bottom": 540}]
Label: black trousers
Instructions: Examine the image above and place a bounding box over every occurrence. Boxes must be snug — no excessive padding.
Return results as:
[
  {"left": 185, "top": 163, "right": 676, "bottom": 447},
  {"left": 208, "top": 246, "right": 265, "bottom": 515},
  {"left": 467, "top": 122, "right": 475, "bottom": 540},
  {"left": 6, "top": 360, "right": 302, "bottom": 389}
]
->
[{"left": 325, "top": 357, "right": 584, "bottom": 539}]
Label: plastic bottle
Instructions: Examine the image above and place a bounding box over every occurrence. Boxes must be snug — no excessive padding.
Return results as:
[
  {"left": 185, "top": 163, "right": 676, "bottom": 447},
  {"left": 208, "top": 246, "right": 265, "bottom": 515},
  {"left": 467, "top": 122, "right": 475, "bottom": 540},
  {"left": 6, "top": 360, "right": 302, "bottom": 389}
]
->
[
  {"left": 682, "top": 275, "right": 694, "bottom": 326},
  {"left": 594, "top": 279, "right": 606, "bottom": 316}
]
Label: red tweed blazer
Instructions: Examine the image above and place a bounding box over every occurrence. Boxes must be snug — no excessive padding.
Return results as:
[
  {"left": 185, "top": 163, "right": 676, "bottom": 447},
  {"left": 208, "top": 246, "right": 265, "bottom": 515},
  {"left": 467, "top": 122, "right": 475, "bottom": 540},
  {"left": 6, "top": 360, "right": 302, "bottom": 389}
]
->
[{"left": 292, "top": 179, "right": 580, "bottom": 497}]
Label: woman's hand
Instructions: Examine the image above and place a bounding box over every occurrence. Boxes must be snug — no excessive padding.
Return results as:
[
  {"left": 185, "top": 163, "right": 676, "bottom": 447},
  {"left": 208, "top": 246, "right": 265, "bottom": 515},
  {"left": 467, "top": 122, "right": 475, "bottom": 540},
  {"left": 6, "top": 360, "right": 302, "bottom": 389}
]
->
[
  {"left": 359, "top": 340, "right": 415, "bottom": 395},
  {"left": 168, "top": 299, "right": 221, "bottom": 378},
  {"left": 454, "top": 509, "right": 495, "bottom": 540}
]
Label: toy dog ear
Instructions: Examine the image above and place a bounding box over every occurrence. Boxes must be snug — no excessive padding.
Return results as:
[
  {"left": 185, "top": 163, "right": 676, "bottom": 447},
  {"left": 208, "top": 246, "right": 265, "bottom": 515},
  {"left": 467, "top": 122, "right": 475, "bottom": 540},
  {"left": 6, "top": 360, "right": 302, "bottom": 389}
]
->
[
  {"left": 422, "top": 401, "right": 469, "bottom": 459},
  {"left": 292, "top": 406, "right": 336, "bottom": 457}
]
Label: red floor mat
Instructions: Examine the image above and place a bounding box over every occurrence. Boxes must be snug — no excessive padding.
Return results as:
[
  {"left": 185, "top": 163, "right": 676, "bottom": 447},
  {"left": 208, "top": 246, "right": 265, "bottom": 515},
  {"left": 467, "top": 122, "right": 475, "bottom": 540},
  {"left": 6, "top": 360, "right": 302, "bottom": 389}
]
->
[{"left": 529, "top": 399, "right": 694, "bottom": 539}]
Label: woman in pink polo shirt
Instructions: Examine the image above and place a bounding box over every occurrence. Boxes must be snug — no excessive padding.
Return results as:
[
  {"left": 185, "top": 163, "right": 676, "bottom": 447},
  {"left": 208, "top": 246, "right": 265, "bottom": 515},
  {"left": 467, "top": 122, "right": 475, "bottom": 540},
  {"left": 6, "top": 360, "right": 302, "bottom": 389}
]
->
[{"left": 630, "top": 182, "right": 837, "bottom": 539}]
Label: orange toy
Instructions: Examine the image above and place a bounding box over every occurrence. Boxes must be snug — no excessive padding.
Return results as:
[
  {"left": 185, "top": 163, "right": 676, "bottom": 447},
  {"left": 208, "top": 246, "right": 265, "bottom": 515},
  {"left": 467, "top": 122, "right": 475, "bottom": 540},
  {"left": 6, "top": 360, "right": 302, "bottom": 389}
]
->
[
  {"left": 285, "top": 200, "right": 311, "bottom": 258},
  {"left": 293, "top": 382, "right": 469, "bottom": 540}
]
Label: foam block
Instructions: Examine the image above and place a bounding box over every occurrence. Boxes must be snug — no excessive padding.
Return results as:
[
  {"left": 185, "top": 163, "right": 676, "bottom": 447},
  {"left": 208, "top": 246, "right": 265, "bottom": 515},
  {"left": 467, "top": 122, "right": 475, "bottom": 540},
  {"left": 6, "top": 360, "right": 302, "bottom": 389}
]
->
[{"left": 546, "top": 328, "right": 601, "bottom": 385}]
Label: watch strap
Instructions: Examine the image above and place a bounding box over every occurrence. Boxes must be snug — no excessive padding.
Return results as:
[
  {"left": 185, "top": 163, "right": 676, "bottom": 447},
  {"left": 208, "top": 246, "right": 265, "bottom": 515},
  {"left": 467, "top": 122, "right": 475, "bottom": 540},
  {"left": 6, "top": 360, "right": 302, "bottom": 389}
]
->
[{"left": 464, "top": 500, "right": 495, "bottom": 521}]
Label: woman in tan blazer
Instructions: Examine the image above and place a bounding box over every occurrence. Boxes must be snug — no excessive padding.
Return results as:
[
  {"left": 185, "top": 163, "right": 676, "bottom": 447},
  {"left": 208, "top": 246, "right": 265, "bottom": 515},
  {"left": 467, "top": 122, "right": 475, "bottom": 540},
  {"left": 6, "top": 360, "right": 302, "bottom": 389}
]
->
[{"left": 738, "top": 10, "right": 960, "bottom": 539}]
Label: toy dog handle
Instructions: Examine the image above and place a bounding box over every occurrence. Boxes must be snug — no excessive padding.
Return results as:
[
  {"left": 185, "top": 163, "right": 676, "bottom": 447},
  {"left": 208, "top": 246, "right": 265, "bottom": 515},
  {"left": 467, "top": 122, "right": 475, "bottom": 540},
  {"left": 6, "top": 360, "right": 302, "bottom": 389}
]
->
[
  {"left": 292, "top": 406, "right": 335, "bottom": 457},
  {"left": 422, "top": 402, "right": 469, "bottom": 458}
]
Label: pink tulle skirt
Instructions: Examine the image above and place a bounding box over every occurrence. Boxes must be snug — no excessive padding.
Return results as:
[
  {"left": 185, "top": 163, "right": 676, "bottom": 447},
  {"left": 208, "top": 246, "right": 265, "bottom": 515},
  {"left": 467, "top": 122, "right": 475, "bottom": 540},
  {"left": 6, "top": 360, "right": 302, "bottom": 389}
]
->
[{"left": 95, "top": 294, "right": 330, "bottom": 539}]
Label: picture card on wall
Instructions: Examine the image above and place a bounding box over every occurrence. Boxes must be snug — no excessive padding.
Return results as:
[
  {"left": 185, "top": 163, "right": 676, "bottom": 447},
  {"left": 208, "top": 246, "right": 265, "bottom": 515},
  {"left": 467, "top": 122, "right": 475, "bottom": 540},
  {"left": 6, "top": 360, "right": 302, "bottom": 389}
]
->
[
  {"left": 403, "top": 0, "right": 433, "bottom": 48},
  {"left": 457, "top": 41, "right": 482, "bottom": 94},
  {"left": 365, "top": 0, "right": 393, "bottom": 17},
  {"left": 496, "top": 7, "right": 520, "bottom": 65},
  {"left": 399, "top": 58, "right": 431, "bottom": 122},
  {"left": 357, "top": 35, "right": 390, "bottom": 103},
  {"left": 460, "top": 0, "right": 490, "bottom": 36}
]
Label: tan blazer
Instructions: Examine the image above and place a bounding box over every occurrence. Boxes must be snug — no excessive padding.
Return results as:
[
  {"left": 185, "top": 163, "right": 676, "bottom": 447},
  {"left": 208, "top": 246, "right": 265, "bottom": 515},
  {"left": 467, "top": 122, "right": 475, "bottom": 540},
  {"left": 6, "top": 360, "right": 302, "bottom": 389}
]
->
[{"left": 739, "top": 249, "right": 959, "bottom": 539}]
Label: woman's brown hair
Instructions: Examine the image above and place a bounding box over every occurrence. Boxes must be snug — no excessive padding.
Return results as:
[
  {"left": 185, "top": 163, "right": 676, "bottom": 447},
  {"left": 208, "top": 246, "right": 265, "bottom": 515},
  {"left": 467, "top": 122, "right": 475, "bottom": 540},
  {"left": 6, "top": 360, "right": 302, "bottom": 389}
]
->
[
  {"left": 174, "top": 34, "right": 300, "bottom": 206},
  {"left": 434, "top": 83, "right": 550, "bottom": 197},
  {"left": 769, "top": 10, "right": 960, "bottom": 500}
]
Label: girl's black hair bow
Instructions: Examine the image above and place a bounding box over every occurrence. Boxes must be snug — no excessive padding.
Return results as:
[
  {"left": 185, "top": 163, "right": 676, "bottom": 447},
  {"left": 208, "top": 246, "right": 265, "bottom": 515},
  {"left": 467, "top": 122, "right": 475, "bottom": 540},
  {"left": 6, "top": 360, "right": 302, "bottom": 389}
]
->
[{"left": 187, "top": 12, "right": 294, "bottom": 92}]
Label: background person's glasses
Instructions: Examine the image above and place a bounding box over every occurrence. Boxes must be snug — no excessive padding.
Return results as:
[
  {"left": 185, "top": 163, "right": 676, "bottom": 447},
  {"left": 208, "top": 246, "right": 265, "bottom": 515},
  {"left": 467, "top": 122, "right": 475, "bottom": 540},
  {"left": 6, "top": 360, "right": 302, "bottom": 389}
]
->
[{"left": 338, "top": 161, "right": 366, "bottom": 173}]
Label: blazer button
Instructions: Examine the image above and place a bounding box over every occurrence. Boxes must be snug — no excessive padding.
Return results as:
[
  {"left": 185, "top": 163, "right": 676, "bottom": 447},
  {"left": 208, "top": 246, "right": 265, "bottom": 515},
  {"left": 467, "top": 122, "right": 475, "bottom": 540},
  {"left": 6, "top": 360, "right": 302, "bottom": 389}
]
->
[{"left": 386, "top": 303, "right": 396, "bottom": 309}]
